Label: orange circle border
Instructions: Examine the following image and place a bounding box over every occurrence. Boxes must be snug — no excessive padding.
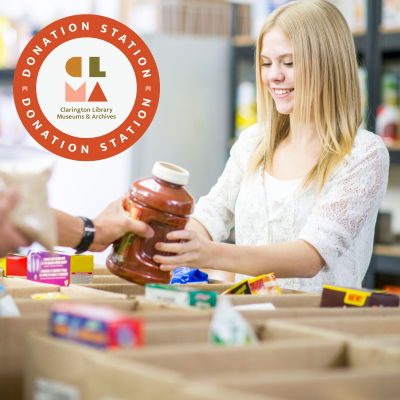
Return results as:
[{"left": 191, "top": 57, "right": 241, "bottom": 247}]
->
[{"left": 14, "top": 14, "right": 160, "bottom": 161}]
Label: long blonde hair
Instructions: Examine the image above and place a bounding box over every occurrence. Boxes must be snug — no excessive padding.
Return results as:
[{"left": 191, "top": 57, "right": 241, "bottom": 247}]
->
[{"left": 248, "top": 0, "right": 363, "bottom": 193}]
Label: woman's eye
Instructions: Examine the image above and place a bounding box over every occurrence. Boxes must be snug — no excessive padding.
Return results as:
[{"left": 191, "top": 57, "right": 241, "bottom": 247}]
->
[
  {"left": 285, "top": 62, "right": 293, "bottom": 67},
  {"left": 262, "top": 63, "right": 271, "bottom": 67}
]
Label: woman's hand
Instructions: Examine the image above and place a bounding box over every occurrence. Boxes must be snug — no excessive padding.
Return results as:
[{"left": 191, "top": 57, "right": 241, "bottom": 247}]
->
[{"left": 153, "top": 230, "right": 216, "bottom": 272}]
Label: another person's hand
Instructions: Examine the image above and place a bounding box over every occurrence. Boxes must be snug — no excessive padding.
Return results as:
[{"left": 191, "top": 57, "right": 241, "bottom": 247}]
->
[
  {"left": 89, "top": 193, "right": 154, "bottom": 252},
  {"left": 0, "top": 189, "right": 32, "bottom": 257},
  {"left": 153, "top": 230, "right": 215, "bottom": 271}
]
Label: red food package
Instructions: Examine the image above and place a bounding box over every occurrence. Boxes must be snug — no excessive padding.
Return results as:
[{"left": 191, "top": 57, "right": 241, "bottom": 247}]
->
[{"left": 51, "top": 303, "right": 144, "bottom": 349}]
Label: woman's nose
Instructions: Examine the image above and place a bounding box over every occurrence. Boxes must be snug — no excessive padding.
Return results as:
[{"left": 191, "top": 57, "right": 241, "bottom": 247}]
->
[{"left": 268, "top": 66, "right": 285, "bottom": 83}]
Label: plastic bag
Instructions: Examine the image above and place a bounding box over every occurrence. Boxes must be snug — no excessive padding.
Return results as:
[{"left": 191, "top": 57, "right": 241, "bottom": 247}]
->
[
  {"left": 170, "top": 267, "right": 208, "bottom": 284},
  {"left": 0, "top": 144, "right": 56, "bottom": 250},
  {"left": 0, "top": 294, "right": 21, "bottom": 316},
  {"left": 208, "top": 297, "right": 258, "bottom": 346}
]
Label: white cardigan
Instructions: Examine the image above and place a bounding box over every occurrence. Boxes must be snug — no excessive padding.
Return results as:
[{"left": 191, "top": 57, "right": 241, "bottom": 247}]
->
[{"left": 192, "top": 123, "right": 389, "bottom": 293}]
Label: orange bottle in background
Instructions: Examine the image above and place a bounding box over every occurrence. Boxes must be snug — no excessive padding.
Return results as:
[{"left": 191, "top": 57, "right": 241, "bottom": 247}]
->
[{"left": 106, "top": 162, "right": 195, "bottom": 286}]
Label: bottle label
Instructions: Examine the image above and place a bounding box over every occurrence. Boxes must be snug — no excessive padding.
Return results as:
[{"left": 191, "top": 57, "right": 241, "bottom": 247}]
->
[{"left": 112, "top": 199, "right": 141, "bottom": 263}]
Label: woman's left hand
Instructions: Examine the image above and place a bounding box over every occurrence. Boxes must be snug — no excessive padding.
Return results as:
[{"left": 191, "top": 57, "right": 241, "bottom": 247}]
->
[{"left": 153, "top": 230, "right": 216, "bottom": 272}]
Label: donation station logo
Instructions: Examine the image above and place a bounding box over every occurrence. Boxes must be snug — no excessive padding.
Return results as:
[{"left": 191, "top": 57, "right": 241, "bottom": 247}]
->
[{"left": 14, "top": 15, "right": 160, "bottom": 161}]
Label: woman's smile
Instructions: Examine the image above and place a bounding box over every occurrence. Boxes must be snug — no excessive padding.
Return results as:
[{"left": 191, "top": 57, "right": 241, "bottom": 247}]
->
[{"left": 272, "top": 88, "right": 294, "bottom": 98}]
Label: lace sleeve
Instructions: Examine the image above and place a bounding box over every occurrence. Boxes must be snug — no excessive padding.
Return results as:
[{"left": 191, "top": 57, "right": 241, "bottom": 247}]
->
[
  {"left": 298, "top": 134, "right": 389, "bottom": 268},
  {"left": 192, "top": 141, "right": 244, "bottom": 242},
  {"left": 191, "top": 125, "right": 262, "bottom": 242}
]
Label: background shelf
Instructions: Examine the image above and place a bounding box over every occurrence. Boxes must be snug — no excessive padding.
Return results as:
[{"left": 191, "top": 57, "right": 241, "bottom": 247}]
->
[
  {"left": 0, "top": 69, "right": 15, "bottom": 85},
  {"left": 374, "top": 244, "right": 400, "bottom": 258}
]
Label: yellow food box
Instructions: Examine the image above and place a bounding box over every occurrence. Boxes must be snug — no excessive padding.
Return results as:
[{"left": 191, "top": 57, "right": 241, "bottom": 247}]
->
[
  {"left": 70, "top": 254, "right": 94, "bottom": 285},
  {"left": 0, "top": 257, "right": 6, "bottom": 275}
]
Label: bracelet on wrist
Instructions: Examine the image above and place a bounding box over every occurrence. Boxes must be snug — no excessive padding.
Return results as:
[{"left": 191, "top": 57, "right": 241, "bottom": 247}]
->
[{"left": 75, "top": 217, "right": 96, "bottom": 254}]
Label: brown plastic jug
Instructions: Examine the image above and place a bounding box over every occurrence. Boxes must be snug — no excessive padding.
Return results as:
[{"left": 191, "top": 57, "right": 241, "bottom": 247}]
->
[{"left": 106, "top": 162, "right": 195, "bottom": 286}]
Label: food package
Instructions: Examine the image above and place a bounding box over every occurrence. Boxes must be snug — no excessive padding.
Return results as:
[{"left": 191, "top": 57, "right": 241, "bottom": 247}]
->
[
  {"left": 321, "top": 285, "right": 400, "bottom": 307},
  {"left": 50, "top": 303, "right": 144, "bottom": 349},
  {"left": 5, "top": 253, "right": 27, "bottom": 276},
  {"left": 0, "top": 144, "right": 56, "bottom": 250},
  {"left": 209, "top": 297, "right": 258, "bottom": 346},
  {"left": 145, "top": 283, "right": 217, "bottom": 308},
  {"left": 31, "top": 292, "right": 70, "bottom": 300},
  {"left": 248, "top": 273, "right": 281, "bottom": 295},
  {"left": 221, "top": 273, "right": 281, "bottom": 295},
  {"left": 221, "top": 279, "right": 252, "bottom": 295},
  {"left": 27, "top": 250, "right": 93, "bottom": 286},
  {"left": 383, "top": 285, "right": 400, "bottom": 295},
  {"left": 0, "top": 257, "right": 5, "bottom": 276},
  {"left": 170, "top": 267, "right": 208, "bottom": 284},
  {"left": 376, "top": 104, "right": 399, "bottom": 143}
]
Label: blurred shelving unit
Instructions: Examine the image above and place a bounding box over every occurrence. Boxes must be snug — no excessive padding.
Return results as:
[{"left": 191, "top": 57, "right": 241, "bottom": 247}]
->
[{"left": 0, "top": 68, "right": 14, "bottom": 85}]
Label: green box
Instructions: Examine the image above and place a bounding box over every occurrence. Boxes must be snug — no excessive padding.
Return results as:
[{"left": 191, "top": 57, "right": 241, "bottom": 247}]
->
[{"left": 145, "top": 284, "right": 217, "bottom": 309}]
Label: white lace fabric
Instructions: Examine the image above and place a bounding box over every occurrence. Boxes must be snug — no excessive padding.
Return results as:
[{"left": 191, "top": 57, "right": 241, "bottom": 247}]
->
[{"left": 192, "top": 123, "right": 389, "bottom": 293}]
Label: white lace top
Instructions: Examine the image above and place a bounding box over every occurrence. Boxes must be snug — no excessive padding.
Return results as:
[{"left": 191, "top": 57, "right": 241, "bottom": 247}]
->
[{"left": 192, "top": 123, "right": 389, "bottom": 293}]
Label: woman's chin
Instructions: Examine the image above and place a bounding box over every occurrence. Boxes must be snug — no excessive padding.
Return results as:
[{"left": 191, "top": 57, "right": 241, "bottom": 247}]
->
[{"left": 276, "top": 106, "right": 294, "bottom": 115}]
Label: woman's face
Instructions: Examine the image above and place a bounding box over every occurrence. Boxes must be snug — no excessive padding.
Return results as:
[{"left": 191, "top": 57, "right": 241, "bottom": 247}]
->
[{"left": 261, "top": 27, "right": 294, "bottom": 114}]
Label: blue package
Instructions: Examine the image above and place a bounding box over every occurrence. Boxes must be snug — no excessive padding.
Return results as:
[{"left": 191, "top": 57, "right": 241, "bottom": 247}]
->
[{"left": 170, "top": 267, "right": 209, "bottom": 284}]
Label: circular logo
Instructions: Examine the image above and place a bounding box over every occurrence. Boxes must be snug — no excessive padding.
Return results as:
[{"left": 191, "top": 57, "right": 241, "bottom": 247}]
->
[{"left": 14, "top": 15, "right": 160, "bottom": 161}]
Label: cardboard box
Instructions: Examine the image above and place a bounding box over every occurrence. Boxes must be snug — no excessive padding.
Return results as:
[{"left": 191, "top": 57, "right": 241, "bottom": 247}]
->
[
  {"left": 1, "top": 316, "right": 49, "bottom": 400},
  {"left": 3, "top": 305, "right": 204, "bottom": 400},
  {"left": 25, "top": 333, "right": 262, "bottom": 400},
  {"left": 262, "top": 316, "right": 400, "bottom": 343},
  {"left": 224, "top": 293, "right": 321, "bottom": 308},
  {"left": 116, "top": 338, "right": 346, "bottom": 376},
  {"left": 0, "top": 277, "right": 60, "bottom": 299},
  {"left": 15, "top": 298, "right": 138, "bottom": 315},
  {"left": 220, "top": 367, "right": 400, "bottom": 400},
  {"left": 348, "top": 336, "right": 400, "bottom": 367},
  {"left": 239, "top": 305, "right": 400, "bottom": 322},
  {"left": 92, "top": 275, "right": 132, "bottom": 284},
  {"left": 23, "top": 330, "right": 400, "bottom": 400},
  {"left": 91, "top": 274, "right": 230, "bottom": 285},
  {"left": 93, "top": 264, "right": 113, "bottom": 275},
  {"left": 80, "top": 282, "right": 237, "bottom": 296},
  {"left": 60, "top": 284, "right": 128, "bottom": 299}
]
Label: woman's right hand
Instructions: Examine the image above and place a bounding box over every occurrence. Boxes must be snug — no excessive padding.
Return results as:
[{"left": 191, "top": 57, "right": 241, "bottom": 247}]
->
[{"left": 0, "top": 189, "right": 32, "bottom": 257}]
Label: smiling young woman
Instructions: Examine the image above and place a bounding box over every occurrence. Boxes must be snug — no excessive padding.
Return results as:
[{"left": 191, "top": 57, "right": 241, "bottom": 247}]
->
[{"left": 153, "top": 0, "right": 389, "bottom": 293}]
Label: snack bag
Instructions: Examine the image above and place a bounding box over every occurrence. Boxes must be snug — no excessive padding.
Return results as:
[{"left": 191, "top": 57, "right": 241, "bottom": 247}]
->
[
  {"left": 170, "top": 267, "right": 208, "bottom": 284},
  {"left": 221, "top": 279, "right": 252, "bottom": 295},
  {"left": 209, "top": 297, "right": 258, "bottom": 346},
  {"left": 0, "top": 145, "right": 56, "bottom": 250},
  {"left": 0, "top": 285, "right": 21, "bottom": 317},
  {"left": 249, "top": 273, "right": 281, "bottom": 295}
]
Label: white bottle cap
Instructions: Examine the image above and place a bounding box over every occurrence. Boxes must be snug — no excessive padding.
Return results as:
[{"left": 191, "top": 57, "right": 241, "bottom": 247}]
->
[{"left": 152, "top": 161, "right": 190, "bottom": 186}]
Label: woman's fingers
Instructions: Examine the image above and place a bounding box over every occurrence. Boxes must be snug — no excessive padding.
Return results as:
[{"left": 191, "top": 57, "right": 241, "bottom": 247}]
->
[
  {"left": 155, "top": 240, "right": 197, "bottom": 254},
  {"left": 159, "top": 263, "right": 187, "bottom": 272},
  {"left": 153, "top": 252, "right": 194, "bottom": 265},
  {"left": 166, "top": 230, "right": 195, "bottom": 241}
]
